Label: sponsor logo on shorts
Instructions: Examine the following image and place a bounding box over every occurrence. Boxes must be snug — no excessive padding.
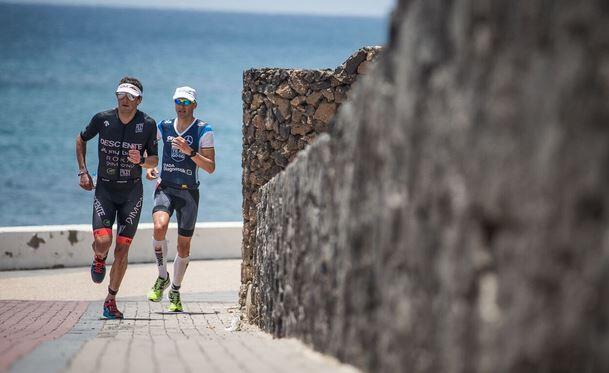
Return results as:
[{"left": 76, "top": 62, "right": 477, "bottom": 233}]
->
[
  {"left": 94, "top": 197, "right": 105, "bottom": 217},
  {"left": 103, "top": 219, "right": 112, "bottom": 227},
  {"left": 125, "top": 197, "right": 143, "bottom": 225}
]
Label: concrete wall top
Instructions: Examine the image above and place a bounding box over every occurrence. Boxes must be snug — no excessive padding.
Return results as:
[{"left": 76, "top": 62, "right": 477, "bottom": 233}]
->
[{"left": 0, "top": 222, "right": 243, "bottom": 271}]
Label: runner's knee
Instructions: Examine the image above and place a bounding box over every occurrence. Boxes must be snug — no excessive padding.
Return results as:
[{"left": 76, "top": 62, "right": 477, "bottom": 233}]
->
[
  {"left": 114, "top": 236, "right": 133, "bottom": 259},
  {"left": 153, "top": 220, "right": 168, "bottom": 237},
  {"left": 152, "top": 211, "right": 169, "bottom": 237},
  {"left": 93, "top": 228, "right": 113, "bottom": 249}
]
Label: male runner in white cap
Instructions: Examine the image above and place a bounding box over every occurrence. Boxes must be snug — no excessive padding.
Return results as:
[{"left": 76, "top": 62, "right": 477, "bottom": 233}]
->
[
  {"left": 76, "top": 76, "right": 159, "bottom": 319},
  {"left": 145, "top": 86, "right": 215, "bottom": 312}
]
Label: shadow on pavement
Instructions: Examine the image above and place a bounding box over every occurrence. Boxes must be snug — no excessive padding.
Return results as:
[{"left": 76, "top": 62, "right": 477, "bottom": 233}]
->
[{"left": 153, "top": 311, "right": 220, "bottom": 315}]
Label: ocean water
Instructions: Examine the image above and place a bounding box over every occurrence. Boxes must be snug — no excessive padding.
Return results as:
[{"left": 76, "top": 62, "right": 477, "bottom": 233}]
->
[{"left": 0, "top": 3, "right": 387, "bottom": 226}]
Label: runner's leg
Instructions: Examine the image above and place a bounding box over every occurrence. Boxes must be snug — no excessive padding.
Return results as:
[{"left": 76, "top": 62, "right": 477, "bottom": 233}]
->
[
  {"left": 147, "top": 187, "right": 174, "bottom": 302},
  {"left": 171, "top": 189, "right": 198, "bottom": 290},
  {"left": 168, "top": 189, "right": 198, "bottom": 312},
  {"left": 152, "top": 186, "right": 173, "bottom": 279},
  {"left": 92, "top": 184, "right": 117, "bottom": 259},
  {"left": 172, "top": 235, "right": 192, "bottom": 289},
  {"left": 90, "top": 183, "right": 117, "bottom": 283},
  {"left": 108, "top": 183, "right": 143, "bottom": 297}
]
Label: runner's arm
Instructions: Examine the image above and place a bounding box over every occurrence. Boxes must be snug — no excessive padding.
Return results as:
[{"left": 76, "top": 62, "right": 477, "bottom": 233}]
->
[
  {"left": 192, "top": 126, "right": 215, "bottom": 174},
  {"left": 191, "top": 147, "right": 215, "bottom": 174},
  {"left": 141, "top": 155, "right": 158, "bottom": 169},
  {"left": 76, "top": 135, "right": 88, "bottom": 173},
  {"left": 77, "top": 113, "right": 102, "bottom": 174},
  {"left": 76, "top": 135, "right": 94, "bottom": 190},
  {"left": 146, "top": 167, "right": 159, "bottom": 180},
  {"left": 140, "top": 121, "right": 159, "bottom": 169}
]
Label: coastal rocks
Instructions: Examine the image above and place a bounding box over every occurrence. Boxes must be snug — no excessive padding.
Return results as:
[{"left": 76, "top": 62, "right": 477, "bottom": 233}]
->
[
  {"left": 240, "top": 47, "right": 383, "bottom": 306},
  {"left": 252, "top": 0, "right": 609, "bottom": 373}
]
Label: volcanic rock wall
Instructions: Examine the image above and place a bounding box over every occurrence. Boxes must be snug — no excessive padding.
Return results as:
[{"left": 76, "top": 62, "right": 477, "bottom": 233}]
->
[
  {"left": 240, "top": 47, "right": 382, "bottom": 305},
  {"left": 253, "top": 1, "right": 609, "bottom": 372}
]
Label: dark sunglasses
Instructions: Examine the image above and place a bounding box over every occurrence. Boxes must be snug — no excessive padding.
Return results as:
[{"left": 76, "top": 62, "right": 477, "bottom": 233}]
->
[
  {"left": 116, "top": 92, "right": 137, "bottom": 101},
  {"left": 174, "top": 98, "right": 193, "bottom": 106}
]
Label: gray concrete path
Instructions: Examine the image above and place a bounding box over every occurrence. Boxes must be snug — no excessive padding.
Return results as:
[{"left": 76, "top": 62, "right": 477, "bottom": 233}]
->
[{"left": 0, "top": 260, "right": 360, "bottom": 373}]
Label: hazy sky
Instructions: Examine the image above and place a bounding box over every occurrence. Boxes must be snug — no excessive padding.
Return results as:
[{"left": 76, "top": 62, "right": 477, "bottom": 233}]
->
[{"left": 0, "top": 0, "right": 396, "bottom": 17}]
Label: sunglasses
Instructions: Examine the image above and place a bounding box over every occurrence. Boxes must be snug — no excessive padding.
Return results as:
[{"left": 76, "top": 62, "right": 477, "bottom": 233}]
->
[
  {"left": 116, "top": 92, "right": 137, "bottom": 101},
  {"left": 174, "top": 98, "right": 193, "bottom": 106}
]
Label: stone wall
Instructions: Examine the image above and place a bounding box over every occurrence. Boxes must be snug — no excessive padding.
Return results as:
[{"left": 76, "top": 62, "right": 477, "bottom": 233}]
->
[
  {"left": 253, "top": 1, "right": 609, "bottom": 372},
  {"left": 240, "top": 47, "right": 382, "bottom": 305}
]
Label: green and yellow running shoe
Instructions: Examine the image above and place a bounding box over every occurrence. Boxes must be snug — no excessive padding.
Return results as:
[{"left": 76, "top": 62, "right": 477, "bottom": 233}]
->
[
  {"left": 147, "top": 274, "right": 170, "bottom": 302},
  {"left": 168, "top": 290, "right": 183, "bottom": 312}
]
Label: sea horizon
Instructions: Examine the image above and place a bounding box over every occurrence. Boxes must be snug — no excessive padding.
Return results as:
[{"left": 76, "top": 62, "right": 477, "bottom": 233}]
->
[{"left": 0, "top": 0, "right": 391, "bottom": 20}]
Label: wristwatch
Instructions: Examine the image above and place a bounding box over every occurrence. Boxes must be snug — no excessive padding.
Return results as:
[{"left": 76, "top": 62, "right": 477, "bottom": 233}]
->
[
  {"left": 188, "top": 149, "right": 197, "bottom": 158},
  {"left": 139, "top": 156, "right": 146, "bottom": 165},
  {"left": 77, "top": 169, "right": 88, "bottom": 176}
]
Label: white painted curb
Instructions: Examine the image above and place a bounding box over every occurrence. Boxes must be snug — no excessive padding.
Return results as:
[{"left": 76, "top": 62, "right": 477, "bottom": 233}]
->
[{"left": 0, "top": 222, "right": 243, "bottom": 270}]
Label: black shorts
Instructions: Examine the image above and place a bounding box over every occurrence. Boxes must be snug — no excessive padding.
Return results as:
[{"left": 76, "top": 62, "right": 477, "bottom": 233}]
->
[
  {"left": 152, "top": 183, "right": 199, "bottom": 237},
  {"left": 92, "top": 179, "right": 143, "bottom": 245}
]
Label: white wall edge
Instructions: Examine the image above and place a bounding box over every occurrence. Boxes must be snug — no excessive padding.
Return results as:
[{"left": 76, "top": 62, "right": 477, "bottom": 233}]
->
[{"left": 0, "top": 221, "right": 243, "bottom": 271}]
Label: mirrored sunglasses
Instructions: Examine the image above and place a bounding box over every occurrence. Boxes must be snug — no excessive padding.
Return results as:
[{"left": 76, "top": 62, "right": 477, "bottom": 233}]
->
[
  {"left": 116, "top": 92, "right": 137, "bottom": 101},
  {"left": 174, "top": 98, "right": 193, "bottom": 106}
]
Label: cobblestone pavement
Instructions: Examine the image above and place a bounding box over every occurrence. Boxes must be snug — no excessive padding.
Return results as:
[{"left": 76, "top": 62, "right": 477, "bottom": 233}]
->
[
  {"left": 1, "top": 261, "right": 361, "bottom": 373},
  {"left": 0, "top": 300, "right": 87, "bottom": 371}
]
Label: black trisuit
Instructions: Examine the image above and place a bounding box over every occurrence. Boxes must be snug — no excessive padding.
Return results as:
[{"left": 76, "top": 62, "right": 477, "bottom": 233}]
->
[{"left": 80, "top": 108, "right": 158, "bottom": 245}]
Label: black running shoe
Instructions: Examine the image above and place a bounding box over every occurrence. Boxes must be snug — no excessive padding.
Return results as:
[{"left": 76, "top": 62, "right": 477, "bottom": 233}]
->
[{"left": 91, "top": 255, "right": 107, "bottom": 283}]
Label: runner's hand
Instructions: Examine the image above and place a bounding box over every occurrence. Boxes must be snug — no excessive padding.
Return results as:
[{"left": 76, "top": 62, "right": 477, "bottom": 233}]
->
[
  {"left": 172, "top": 136, "right": 191, "bottom": 154},
  {"left": 127, "top": 149, "right": 141, "bottom": 164},
  {"left": 79, "top": 172, "right": 94, "bottom": 191},
  {"left": 146, "top": 167, "right": 159, "bottom": 180}
]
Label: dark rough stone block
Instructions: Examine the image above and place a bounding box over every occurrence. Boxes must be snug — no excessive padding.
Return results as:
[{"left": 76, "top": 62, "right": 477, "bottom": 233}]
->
[
  {"left": 240, "top": 47, "right": 383, "bottom": 311},
  {"left": 252, "top": 1, "right": 609, "bottom": 373}
]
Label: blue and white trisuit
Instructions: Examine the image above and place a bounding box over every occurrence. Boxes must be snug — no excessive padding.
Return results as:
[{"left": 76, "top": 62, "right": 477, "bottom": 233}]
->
[{"left": 153, "top": 118, "right": 214, "bottom": 237}]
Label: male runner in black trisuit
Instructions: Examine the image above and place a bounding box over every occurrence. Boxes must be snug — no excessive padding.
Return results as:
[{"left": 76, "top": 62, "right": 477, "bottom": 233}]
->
[{"left": 76, "top": 76, "right": 158, "bottom": 319}]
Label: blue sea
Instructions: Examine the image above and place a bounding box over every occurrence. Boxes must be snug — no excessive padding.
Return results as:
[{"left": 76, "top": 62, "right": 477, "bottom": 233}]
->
[{"left": 0, "top": 3, "right": 386, "bottom": 226}]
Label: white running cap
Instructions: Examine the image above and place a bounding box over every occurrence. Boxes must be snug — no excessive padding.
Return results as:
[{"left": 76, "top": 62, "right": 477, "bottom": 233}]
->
[
  {"left": 173, "top": 86, "right": 197, "bottom": 102},
  {"left": 116, "top": 83, "right": 142, "bottom": 97}
]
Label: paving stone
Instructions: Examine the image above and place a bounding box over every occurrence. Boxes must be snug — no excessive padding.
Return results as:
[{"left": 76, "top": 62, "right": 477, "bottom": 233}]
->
[
  {"left": 0, "top": 300, "right": 87, "bottom": 371},
  {"left": 2, "top": 262, "right": 361, "bottom": 373}
]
